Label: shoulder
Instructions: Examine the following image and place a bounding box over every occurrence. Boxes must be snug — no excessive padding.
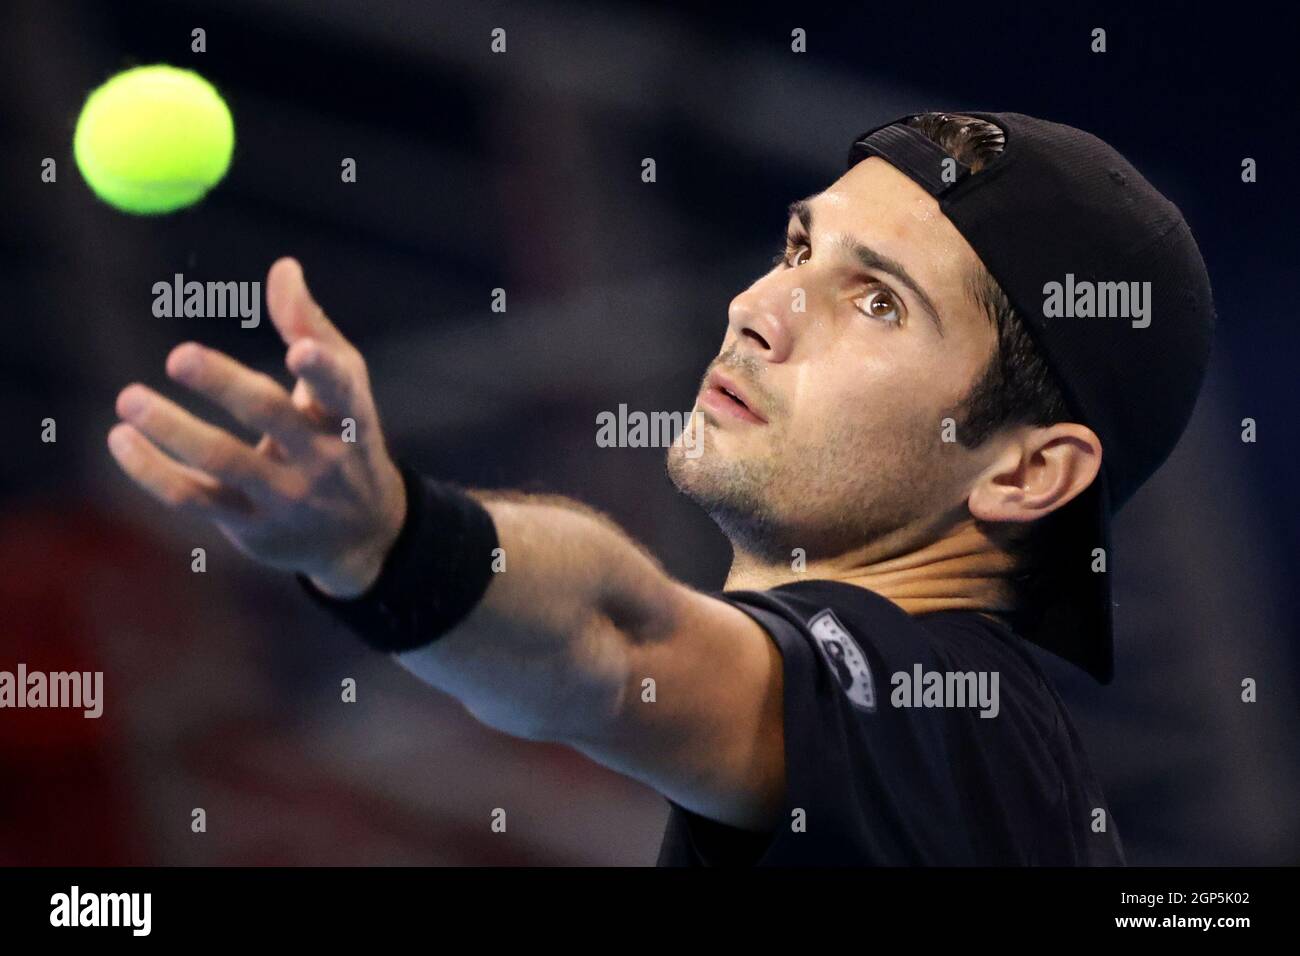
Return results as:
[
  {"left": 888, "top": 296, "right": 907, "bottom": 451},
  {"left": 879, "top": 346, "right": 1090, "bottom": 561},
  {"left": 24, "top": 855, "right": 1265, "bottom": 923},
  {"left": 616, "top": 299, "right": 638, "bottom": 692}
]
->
[
  {"left": 661, "top": 579, "right": 1117, "bottom": 866},
  {"left": 715, "top": 579, "right": 1055, "bottom": 717}
]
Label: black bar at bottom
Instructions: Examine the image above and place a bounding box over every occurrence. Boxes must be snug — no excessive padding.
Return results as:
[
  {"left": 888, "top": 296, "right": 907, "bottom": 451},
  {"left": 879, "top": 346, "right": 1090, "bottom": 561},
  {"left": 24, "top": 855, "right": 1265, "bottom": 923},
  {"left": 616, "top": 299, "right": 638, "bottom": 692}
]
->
[{"left": 0, "top": 866, "right": 1283, "bottom": 942}]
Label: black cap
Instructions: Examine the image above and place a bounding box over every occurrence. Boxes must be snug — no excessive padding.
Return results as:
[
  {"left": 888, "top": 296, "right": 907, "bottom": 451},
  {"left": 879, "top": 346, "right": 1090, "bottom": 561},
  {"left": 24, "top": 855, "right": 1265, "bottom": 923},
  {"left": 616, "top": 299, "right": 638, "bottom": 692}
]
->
[{"left": 846, "top": 112, "right": 1215, "bottom": 684}]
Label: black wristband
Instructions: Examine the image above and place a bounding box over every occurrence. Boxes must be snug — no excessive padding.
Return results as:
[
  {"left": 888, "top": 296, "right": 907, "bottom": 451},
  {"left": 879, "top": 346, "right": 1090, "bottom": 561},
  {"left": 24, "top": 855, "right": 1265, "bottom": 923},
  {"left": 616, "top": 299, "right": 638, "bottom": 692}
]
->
[{"left": 296, "top": 461, "right": 499, "bottom": 652}]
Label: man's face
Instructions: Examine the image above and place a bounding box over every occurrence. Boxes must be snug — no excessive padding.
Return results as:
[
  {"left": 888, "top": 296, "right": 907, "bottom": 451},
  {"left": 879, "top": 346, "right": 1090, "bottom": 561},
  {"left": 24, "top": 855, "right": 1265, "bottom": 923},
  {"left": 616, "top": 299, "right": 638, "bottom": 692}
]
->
[{"left": 667, "top": 157, "right": 1004, "bottom": 563}]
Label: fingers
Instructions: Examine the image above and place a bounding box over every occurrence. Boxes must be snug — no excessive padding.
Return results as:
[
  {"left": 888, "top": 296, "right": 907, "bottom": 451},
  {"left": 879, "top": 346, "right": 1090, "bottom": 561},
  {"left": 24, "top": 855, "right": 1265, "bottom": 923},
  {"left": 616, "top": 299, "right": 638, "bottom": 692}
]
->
[
  {"left": 285, "top": 337, "right": 369, "bottom": 428},
  {"left": 265, "top": 257, "right": 350, "bottom": 350},
  {"left": 107, "top": 423, "right": 252, "bottom": 519},
  {"left": 166, "top": 342, "right": 313, "bottom": 455},
  {"left": 115, "top": 383, "right": 284, "bottom": 499}
]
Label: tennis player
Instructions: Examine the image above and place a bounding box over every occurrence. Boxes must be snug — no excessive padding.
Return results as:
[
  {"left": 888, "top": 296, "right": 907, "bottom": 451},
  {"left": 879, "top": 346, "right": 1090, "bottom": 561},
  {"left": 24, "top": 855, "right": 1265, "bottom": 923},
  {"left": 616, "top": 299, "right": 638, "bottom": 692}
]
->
[{"left": 108, "top": 112, "right": 1214, "bottom": 865}]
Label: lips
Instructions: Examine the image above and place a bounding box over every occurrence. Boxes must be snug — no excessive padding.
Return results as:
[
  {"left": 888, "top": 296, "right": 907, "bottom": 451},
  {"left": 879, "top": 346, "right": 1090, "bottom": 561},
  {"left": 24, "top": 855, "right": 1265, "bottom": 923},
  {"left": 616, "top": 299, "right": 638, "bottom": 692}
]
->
[{"left": 702, "top": 370, "right": 767, "bottom": 424}]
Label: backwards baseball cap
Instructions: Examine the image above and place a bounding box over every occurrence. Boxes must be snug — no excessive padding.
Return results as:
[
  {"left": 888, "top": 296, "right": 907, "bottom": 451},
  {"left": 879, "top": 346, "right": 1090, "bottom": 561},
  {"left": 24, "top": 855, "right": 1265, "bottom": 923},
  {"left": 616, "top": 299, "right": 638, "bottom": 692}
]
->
[{"left": 846, "top": 112, "right": 1214, "bottom": 684}]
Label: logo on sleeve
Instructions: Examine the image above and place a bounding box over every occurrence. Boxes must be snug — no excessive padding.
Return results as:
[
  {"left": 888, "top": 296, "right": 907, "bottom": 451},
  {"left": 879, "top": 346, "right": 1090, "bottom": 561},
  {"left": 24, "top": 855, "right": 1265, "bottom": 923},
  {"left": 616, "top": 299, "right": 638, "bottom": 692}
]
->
[{"left": 808, "top": 609, "right": 876, "bottom": 712}]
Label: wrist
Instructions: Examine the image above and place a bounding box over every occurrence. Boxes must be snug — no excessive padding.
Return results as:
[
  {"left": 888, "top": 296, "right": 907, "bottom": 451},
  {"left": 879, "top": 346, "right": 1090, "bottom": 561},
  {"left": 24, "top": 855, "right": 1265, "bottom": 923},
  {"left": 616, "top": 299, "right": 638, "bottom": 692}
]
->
[
  {"left": 308, "top": 539, "right": 390, "bottom": 599},
  {"left": 296, "top": 462, "right": 500, "bottom": 653},
  {"left": 309, "top": 466, "right": 409, "bottom": 599}
]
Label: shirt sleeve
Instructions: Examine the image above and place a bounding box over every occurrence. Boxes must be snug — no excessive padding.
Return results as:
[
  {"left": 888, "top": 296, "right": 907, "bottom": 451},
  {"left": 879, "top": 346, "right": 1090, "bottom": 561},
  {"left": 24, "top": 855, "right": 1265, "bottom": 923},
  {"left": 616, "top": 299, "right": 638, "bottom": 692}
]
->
[{"left": 658, "top": 591, "right": 968, "bottom": 866}]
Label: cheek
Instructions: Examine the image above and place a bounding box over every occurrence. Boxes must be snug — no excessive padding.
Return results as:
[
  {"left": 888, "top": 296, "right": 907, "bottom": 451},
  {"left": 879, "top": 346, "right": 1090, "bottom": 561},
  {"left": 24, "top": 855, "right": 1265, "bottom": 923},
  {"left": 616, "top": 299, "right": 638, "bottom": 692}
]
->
[
  {"left": 868, "top": 330, "right": 990, "bottom": 418},
  {"left": 786, "top": 363, "right": 921, "bottom": 467},
  {"left": 785, "top": 348, "right": 977, "bottom": 484},
  {"left": 800, "top": 340, "right": 951, "bottom": 434}
]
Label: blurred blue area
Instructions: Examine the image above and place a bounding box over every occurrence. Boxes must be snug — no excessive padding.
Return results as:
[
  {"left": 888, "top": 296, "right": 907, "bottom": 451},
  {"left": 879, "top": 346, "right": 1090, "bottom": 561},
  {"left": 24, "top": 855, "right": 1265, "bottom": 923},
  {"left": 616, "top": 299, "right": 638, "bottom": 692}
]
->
[{"left": 1, "top": 0, "right": 1294, "bottom": 864}]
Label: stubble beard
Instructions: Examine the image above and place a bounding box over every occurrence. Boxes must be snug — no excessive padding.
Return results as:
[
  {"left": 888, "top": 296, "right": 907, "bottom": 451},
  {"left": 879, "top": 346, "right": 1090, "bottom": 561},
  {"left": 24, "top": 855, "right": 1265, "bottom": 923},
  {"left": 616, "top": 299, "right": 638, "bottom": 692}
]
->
[
  {"left": 667, "top": 410, "right": 951, "bottom": 567},
  {"left": 667, "top": 421, "right": 790, "bottom": 562}
]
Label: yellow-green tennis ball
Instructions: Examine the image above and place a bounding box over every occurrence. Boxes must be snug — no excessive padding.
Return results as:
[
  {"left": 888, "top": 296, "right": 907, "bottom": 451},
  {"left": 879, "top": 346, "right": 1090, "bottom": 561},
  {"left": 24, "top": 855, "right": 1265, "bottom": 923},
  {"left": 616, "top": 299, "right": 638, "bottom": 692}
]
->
[{"left": 74, "top": 65, "right": 234, "bottom": 215}]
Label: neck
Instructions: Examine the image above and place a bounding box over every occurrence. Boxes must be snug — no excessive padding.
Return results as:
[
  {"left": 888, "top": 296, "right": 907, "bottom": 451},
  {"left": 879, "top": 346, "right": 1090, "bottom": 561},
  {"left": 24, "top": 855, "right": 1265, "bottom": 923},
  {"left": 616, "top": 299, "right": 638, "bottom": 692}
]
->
[{"left": 724, "top": 519, "right": 1018, "bottom": 617}]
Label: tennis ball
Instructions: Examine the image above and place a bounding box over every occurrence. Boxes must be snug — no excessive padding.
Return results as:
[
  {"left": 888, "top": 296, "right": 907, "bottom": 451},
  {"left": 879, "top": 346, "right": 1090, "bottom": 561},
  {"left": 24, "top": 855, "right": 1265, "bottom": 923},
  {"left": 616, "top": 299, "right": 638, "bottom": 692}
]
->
[{"left": 74, "top": 64, "right": 234, "bottom": 215}]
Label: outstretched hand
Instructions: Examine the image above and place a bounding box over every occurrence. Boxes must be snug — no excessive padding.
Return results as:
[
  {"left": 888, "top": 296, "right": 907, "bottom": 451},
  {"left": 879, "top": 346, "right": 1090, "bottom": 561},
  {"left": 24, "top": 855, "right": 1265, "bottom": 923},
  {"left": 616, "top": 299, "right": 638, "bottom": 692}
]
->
[{"left": 108, "top": 257, "right": 407, "bottom": 597}]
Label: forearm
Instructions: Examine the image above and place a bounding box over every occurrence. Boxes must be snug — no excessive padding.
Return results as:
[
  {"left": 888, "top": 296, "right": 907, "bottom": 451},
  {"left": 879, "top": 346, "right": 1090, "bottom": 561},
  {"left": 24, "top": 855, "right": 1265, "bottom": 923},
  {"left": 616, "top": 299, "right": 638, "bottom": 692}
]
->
[
  {"left": 406, "top": 491, "right": 668, "bottom": 735},
  {"left": 310, "top": 469, "right": 682, "bottom": 742}
]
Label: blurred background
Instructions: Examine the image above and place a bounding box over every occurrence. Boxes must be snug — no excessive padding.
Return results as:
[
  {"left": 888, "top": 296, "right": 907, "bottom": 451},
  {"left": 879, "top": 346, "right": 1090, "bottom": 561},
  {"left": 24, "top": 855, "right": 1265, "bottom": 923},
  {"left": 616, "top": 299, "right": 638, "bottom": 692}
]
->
[{"left": 0, "top": 0, "right": 1295, "bottom": 865}]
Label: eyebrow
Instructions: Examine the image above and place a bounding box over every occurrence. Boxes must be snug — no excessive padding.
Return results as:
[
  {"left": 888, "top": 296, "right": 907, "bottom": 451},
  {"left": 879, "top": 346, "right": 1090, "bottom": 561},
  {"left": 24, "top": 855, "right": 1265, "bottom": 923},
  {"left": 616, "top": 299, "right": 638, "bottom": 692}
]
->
[{"left": 786, "top": 197, "right": 944, "bottom": 335}]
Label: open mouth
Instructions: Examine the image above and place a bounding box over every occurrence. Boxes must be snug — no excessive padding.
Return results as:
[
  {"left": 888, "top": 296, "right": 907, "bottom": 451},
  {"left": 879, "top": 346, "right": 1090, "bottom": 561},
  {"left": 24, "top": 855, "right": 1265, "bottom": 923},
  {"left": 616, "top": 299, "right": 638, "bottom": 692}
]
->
[
  {"left": 701, "top": 371, "right": 767, "bottom": 424},
  {"left": 717, "top": 384, "right": 749, "bottom": 411}
]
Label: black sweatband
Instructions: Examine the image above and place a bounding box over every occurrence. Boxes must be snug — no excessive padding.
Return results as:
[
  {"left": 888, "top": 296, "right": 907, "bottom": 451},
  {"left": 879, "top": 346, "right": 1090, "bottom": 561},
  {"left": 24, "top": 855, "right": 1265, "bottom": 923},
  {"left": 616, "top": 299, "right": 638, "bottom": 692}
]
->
[{"left": 296, "top": 461, "right": 500, "bottom": 652}]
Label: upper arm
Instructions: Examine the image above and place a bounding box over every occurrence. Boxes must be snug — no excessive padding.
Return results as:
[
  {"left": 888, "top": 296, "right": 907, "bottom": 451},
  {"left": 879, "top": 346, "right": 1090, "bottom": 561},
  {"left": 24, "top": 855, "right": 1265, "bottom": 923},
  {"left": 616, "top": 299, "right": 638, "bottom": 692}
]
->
[{"left": 563, "top": 583, "right": 787, "bottom": 833}]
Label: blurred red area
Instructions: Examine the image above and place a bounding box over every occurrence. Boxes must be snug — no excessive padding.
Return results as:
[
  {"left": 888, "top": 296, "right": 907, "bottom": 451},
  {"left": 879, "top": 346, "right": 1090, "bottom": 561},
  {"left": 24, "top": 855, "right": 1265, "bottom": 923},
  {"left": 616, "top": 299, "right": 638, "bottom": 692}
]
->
[
  {"left": 0, "top": 502, "right": 159, "bottom": 864},
  {"left": 0, "top": 498, "right": 665, "bottom": 865}
]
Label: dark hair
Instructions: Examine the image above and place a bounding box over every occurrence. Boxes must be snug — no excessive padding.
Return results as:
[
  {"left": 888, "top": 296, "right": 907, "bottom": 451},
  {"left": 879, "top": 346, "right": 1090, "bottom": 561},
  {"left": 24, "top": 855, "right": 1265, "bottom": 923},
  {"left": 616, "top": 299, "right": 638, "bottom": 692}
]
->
[{"left": 903, "top": 112, "right": 1074, "bottom": 619}]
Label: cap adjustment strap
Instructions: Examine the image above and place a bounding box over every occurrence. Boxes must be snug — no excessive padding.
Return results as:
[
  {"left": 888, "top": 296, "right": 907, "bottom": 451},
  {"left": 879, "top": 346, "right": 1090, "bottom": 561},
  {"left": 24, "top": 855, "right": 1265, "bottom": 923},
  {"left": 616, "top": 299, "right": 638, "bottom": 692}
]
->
[{"left": 848, "top": 123, "right": 972, "bottom": 197}]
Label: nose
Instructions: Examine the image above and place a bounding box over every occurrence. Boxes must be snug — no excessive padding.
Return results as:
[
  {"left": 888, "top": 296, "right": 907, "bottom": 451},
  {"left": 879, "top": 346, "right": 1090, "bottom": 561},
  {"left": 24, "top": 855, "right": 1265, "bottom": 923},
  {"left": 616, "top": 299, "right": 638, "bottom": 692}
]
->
[{"left": 725, "top": 271, "right": 799, "bottom": 364}]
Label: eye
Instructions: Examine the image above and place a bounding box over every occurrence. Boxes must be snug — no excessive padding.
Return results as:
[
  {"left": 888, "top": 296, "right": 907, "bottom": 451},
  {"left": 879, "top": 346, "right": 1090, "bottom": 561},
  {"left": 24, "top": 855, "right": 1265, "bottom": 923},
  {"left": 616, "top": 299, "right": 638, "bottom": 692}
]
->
[
  {"left": 772, "top": 233, "right": 811, "bottom": 269},
  {"left": 855, "top": 287, "right": 902, "bottom": 324}
]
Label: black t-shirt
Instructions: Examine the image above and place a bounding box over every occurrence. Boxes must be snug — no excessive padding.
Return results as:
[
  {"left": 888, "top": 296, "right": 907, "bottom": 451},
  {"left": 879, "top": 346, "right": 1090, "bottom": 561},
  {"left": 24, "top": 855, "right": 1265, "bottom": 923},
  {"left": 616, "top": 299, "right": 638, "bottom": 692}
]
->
[{"left": 657, "top": 579, "right": 1125, "bottom": 866}]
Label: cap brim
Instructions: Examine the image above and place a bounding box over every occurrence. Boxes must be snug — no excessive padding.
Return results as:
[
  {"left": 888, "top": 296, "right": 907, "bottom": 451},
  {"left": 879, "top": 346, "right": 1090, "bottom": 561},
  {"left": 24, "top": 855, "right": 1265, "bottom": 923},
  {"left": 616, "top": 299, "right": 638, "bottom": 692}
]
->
[{"left": 1020, "top": 477, "right": 1115, "bottom": 684}]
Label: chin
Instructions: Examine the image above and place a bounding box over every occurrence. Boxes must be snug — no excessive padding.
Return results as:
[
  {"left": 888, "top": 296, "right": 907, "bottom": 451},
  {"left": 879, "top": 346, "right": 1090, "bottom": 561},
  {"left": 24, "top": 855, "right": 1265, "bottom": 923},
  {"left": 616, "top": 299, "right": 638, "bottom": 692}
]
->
[
  {"left": 664, "top": 440, "right": 701, "bottom": 496},
  {"left": 667, "top": 441, "right": 777, "bottom": 528}
]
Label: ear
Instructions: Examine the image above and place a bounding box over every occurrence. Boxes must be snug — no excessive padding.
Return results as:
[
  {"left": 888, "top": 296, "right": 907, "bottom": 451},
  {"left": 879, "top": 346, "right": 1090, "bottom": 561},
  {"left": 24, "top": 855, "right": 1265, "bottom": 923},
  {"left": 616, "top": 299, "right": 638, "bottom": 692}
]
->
[{"left": 967, "top": 423, "right": 1102, "bottom": 524}]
